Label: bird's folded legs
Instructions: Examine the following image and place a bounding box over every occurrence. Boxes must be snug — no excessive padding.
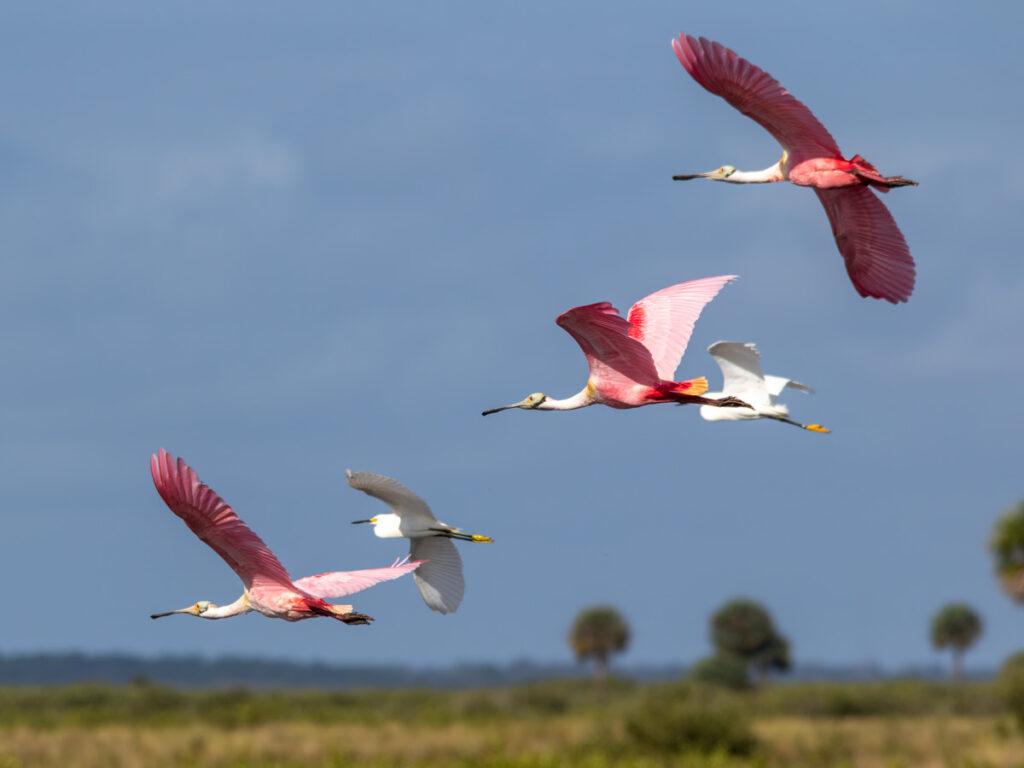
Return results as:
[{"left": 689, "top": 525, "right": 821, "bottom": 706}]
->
[
  {"left": 714, "top": 396, "right": 753, "bottom": 408},
  {"left": 430, "top": 527, "right": 494, "bottom": 543},
  {"left": 339, "top": 611, "right": 373, "bottom": 625}
]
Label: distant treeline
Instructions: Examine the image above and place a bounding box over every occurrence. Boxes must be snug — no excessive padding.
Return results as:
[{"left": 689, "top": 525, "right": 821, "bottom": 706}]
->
[
  {"left": 0, "top": 652, "right": 971, "bottom": 688},
  {"left": 0, "top": 653, "right": 623, "bottom": 688}
]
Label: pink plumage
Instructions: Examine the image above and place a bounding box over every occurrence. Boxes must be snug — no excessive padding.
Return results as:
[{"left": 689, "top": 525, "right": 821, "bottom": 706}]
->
[
  {"left": 626, "top": 276, "right": 735, "bottom": 381},
  {"left": 151, "top": 448, "right": 296, "bottom": 594},
  {"left": 557, "top": 276, "right": 734, "bottom": 406},
  {"left": 672, "top": 34, "right": 840, "bottom": 167},
  {"left": 815, "top": 186, "right": 915, "bottom": 304},
  {"left": 672, "top": 33, "right": 917, "bottom": 303},
  {"left": 557, "top": 302, "right": 662, "bottom": 391},
  {"left": 294, "top": 558, "right": 423, "bottom": 599}
]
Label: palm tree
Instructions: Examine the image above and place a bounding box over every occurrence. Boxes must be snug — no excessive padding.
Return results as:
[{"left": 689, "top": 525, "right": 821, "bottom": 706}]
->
[
  {"left": 930, "top": 603, "right": 983, "bottom": 681},
  {"left": 710, "top": 597, "right": 790, "bottom": 683},
  {"left": 991, "top": 501, "right": 1024, "bottom": 603},
  {"left": 569, "top": 605, "right": 629, "bottom": 680},
  {"left": 711, "top": 598, "right": 775, "bottom": 657}
]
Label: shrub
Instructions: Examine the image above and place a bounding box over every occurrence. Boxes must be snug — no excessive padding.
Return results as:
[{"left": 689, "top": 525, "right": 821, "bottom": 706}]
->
[
  {"left": 996, "top": 651, "right": 1024, "bottom": 730},
  {"left": 624, "top": 682, "right": 756, "bottom": 756},
  {"left": 687, "top": 654, "right": 751, "bottom": 691}
]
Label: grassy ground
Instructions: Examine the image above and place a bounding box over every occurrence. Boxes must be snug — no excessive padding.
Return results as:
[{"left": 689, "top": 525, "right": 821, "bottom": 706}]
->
[{"left": 1, "top": 681, "right": 1021, "bottom": 767}]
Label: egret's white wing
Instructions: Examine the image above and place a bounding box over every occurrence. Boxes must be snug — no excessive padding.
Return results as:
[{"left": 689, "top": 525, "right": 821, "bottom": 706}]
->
[
  {"left": 707, "top": 342, "right": 771, "bottom": 405},
  {"left": 346, "top": 470, "right": 436, "bottom": 523},
  {"left": 409, "top": 536, "right": 465, "bottom": 614},
  {"left": 764, "top": 375, "right": 814, "bottom": 398}
]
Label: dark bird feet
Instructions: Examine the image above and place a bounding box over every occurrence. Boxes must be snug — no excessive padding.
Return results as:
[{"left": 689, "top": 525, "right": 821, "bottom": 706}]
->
[
  {"left": 883, "top": 175, "right": 918, "bottom": 187},
  {"left": 340, "top": 611, "right": 373, "bottom": 625}
]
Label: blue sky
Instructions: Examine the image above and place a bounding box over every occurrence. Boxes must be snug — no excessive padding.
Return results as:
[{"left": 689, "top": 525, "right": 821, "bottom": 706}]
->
[{"left": 1, "top": 2, "right": 1022, "bottom": 673}]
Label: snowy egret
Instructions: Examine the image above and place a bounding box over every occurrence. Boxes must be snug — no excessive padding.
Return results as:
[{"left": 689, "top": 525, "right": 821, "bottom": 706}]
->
[
  {"left": 347, "top": 470, "right": 492, "bottom": 615},
  {"left": 699, "top": 342, "right": 829, "bottom": 433}
]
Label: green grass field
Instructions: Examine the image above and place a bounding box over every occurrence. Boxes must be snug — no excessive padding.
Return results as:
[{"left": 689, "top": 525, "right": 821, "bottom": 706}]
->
[{"left": 1, "top": 679, "right": 1022, "bottom": 767}]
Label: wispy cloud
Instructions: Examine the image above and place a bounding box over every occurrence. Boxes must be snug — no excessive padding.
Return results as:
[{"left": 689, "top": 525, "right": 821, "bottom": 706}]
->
[
  {"left": 97, "top": 135, "right": 302, "bottom": 215},
  {"left": 900, "top": 274, "right": 1024, "bottom": 377}
]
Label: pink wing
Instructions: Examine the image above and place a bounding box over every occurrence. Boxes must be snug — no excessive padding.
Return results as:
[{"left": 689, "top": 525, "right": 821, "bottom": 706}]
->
[
  {"left": 814, "top": 187, "right": 915, "bottom": 303},
  {"left": 556, "top": 302, "right": 661, "bottom": 388},
  {"left": 672, "top": 34, "right": 841, "bottom": 167},
  {"left": 294, "top": 558, "right": 423, "bottom": 599},
  {"left": 627, "top": 276, "right": 736, "bottom": 381},
  {"left": 150, "top": 448, "right": 297, "bottom": 593}
]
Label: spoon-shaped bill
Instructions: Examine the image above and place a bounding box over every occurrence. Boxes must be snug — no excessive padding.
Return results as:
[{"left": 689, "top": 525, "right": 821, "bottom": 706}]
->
[
  {"left": 150, "top": 607, "right": 189, "bottom": 619},
  {"left": 481, "top": 395, "right": 536, "bottom": 416}
]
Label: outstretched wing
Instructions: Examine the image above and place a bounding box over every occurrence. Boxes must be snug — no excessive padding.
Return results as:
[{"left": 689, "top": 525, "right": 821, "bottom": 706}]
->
[
  {"left": 294, "top": 557, "right": 423, "bottom": 599},
  {"left": 345, "top": 470, "right": 437, "bottom": 523},
  {"left": 707, "top": 342, "right": 771, "bottom": 405},
  {"left": 764, "top": 375, "right": 814, "bottom": 398},
  {"left": 409, "top": 537, "right": 465, "bottom": 614},
  {"left": 556, "top": 302, "right": 661, "bottom": 388},
  {"left": 814, "top": 186, "right": 915, "bottom": 303},
  {"left": 150, "top": 448, "right": 296, "bottom": 592},
  {"left": 672, "top": 34, "right": 840, "bottom": 167},
  {"left": 628, "top": 276, "right": 737, "bottom": 381}
]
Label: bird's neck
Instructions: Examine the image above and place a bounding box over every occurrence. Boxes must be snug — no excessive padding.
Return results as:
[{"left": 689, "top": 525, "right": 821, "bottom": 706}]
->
[
  {"left": 724, "top": 159, "right": 786, "bottom": 184},
  {"left": 372, "top": 514, "right": 405, "bottom": 538},
  {"left": 203, "top": 595, "right": 253, "bottom": 619},
  {"left": 538, "top": 387, "right": 594, "bottom": 411}
]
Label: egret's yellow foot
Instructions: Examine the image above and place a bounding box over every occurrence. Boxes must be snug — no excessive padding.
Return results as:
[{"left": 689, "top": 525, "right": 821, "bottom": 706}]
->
[
  {"left": 806, "top": 424, "right": 830, "bottom": 433},
  {"left": 471, "top": 534, "right": 494, "bottom": 543}
]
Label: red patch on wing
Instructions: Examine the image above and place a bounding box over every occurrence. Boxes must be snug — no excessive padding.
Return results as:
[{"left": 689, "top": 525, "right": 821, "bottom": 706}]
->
[{"left": 626, "top": 303, "right": 646, "bottom": 340}]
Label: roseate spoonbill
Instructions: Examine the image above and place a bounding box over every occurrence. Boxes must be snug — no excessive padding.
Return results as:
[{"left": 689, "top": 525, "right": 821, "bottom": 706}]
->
[
  {"left": 698, "top": 341, "right": 829, "bottom": 433},
  {"left": 482, "top": 276, "right": 751, "bottom": 415},
  {"left": 347, "top": 470, "right": 492, "bottom": 615},
  {"left": 149, "top": 448, "right": 420, "bottom": 623},
  {"left": 671, "top": 33, "right": 917, "bottom": 304}
]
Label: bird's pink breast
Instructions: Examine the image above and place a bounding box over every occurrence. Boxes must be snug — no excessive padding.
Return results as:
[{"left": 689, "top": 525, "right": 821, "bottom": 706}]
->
[
  {"left": 787, "top": 158, "right": 858, "bottom": 188},
  {"left": 591, "top": 381, "right": 666, "bottom": 408},
  {"left": 249, "top": 590, "right": 311, "bottom": 620}
]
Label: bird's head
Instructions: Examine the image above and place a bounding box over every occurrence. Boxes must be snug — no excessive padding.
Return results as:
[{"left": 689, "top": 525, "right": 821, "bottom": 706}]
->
[
  {"left": 150, "top": 600, "right": 215, "bottom": 620},
  {"left": 481, "top": 392, "right": 548, "bottom": 416},
  {"left": 673, "top": 165, "right": 736, "bottom": 182}
]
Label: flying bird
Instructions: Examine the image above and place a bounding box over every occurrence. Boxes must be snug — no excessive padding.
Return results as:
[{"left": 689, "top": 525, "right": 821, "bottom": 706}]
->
[
  {"left": 149, "top": 448, "right": 420, "bottom": 623},
  {"left": 347, "top": 470, "right": 492, "bottom": 615},
  {"left": 699, "top": 341, "right": 828, "bottom": 433},
  {"left": 671, "top": 33, "right": 917, "bottom": 303},
  {"left": 482, "top": 276, "right": 750, "bottom": 415}
]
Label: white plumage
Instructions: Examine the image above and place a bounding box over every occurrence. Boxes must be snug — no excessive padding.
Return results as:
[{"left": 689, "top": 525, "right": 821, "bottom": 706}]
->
[
  {"left": 699, "top": 342, "right": 827, "bottom": 433},
  {"left": 346, "top": 470, "right": 492, "bottom": 614}
]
